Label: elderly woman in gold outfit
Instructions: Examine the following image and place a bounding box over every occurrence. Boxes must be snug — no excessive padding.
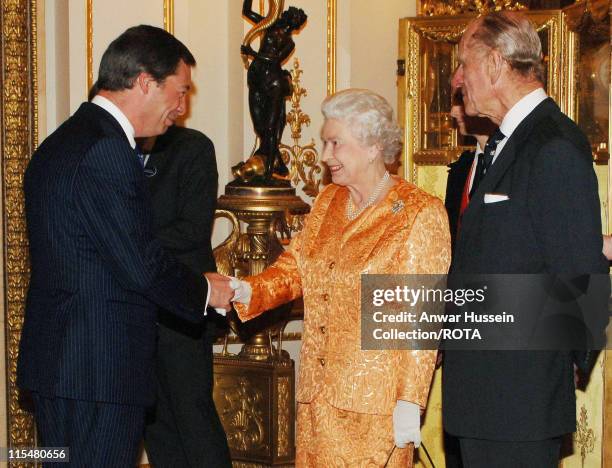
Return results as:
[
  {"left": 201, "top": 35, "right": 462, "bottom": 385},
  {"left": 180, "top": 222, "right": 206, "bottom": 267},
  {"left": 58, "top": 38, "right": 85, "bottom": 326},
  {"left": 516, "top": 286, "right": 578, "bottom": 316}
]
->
[{"left": 233, "top": 88, "right": 450, "bottom": 467}]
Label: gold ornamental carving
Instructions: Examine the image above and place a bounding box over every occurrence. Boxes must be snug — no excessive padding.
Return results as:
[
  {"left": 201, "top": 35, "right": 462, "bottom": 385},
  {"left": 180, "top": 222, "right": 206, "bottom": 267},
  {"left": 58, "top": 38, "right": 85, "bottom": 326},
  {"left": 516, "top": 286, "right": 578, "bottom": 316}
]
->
[
  {"left": 411, "top": 22, "right": 469, "bottom": 43},
  {"left": 276, "top": 377, "right": 290, "bottom": 458},
  {"left": 213, "top": 209, "right": 241, "bottom": 277},
  {"left": 574, "top": 405, "right": 596, "bottom": 466},
  {"left": 419, "top": 0, "right": 527, "bottom": 16},
  {"left": 222, "top": 377, "right": 267, "bottom": 453},
  {"left": 280, "top": 58, "right": 321, "bottom": 199},
  {"left": 213, "top": 354, "right": 296, "bottom": 465},
  {"left": 2, "top": 0, "right": 38, "bottom": 462}
]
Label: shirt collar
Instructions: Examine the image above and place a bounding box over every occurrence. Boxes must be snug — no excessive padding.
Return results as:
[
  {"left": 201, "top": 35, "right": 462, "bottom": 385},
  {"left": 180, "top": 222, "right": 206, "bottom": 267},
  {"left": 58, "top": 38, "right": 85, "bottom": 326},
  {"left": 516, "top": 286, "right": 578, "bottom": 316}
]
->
[
  {"left": 91, "top": 95, "right": 136, "bottom": 149},
  {"left": 499, "top": 87, "right": 547, "bottom": 139}
]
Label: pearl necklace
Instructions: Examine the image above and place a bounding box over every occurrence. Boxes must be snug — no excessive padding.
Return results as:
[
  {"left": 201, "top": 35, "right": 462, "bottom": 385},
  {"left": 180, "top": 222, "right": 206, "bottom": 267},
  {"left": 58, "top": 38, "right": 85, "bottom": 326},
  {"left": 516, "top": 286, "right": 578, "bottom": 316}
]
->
[{"left": 346, "top": 171, "right": 390, "bottom": 221}]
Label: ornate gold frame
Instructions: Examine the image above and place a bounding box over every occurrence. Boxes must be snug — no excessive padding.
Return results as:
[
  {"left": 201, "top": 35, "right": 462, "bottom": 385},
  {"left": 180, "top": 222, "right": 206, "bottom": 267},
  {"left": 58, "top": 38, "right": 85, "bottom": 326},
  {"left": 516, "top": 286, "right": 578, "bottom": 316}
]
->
[
  {"left": 87, "top": 0, "right": 93, "bottom": 92},
  {"left": 163, "top": 0, "right": 174, "bottom": 34},
  {"left": 326, "top": 0, "right": 336, "bottom": 95},
  {"left": 2, "top": 0, "right": 38, "bottom": 456},
  {"left": 398, "top": 11, "right": 576, "bottom": 180}
]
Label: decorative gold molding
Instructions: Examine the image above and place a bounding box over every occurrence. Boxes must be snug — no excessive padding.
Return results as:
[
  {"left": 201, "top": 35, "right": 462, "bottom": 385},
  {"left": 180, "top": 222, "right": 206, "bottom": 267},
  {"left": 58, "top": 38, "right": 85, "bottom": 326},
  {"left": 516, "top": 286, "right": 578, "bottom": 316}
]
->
[
  {"left": 574, "top": 405, "right": 596, "bottom": 465},
  {"left": 215, "top": 332, "right": 302, "bottom": 347},
  {"left": 418, "top": 0, "right": 526, "bottom": 16},
  {"left": 280, "top": 58, "right": 321, "bottom": 198},
  {"left": 2, "top": 0, "right": 38, "bottom": 455},
  {"left": 219, "top": 376, "right": 267, "bottom": 453},
  {"left": 163, "top": 0, "right": 174, "bottom": 35},
  {"left": 86, "top": 0, "right": 93, "bottom": 92},
  {"left": 31, "top": 0, "right": 39, "bottom": 148},
  {"left": 326, "top": 0, "right": 336, "bottom": 95},
  {"left": 276, "top": 377, "right": 291, "bottom": 457}
]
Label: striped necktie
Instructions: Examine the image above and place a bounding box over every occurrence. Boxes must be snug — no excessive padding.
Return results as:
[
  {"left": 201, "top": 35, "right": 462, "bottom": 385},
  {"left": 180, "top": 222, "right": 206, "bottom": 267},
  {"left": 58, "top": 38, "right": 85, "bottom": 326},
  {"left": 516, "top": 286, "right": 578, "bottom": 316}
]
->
[
  {"left": 469, "top": 128, "right": 505, "bottom": 198},
  {"left": 482, "top": 127, "right": 505, "bottom": 173}
]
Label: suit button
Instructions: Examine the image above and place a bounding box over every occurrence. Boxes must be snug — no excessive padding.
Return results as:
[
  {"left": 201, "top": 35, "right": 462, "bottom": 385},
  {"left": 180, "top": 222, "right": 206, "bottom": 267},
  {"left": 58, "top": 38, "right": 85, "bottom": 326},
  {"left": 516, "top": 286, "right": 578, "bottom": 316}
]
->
[
  {"left": 329, "top": 262, "right": 335, "bottom": 270},
  {"left": 319, "top": 358, "right": 326, "bottom": 366},
  {"left": 320, "top": 326, "right": 326, "bottom": 334},
  {"left": 322, "top": 293, "right": 329, "bottom": 301}
]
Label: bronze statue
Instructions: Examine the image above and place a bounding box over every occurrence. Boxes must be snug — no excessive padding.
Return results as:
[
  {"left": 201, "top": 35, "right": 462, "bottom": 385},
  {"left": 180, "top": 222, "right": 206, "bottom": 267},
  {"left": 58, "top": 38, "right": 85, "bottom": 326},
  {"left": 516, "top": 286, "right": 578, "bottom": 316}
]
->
[{"left": 233, "top": 0, "right": 307, "bottom": 185}]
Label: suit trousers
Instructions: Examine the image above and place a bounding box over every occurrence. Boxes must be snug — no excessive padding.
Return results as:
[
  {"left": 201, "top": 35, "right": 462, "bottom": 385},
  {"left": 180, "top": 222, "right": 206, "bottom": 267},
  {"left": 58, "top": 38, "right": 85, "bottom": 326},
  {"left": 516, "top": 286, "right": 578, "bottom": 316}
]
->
[
  {"left": 458, "top": 437, "right": 562, "bottom": 468},
  {"left": 144, "top": 318, "right": 231, "bottom": 468},
  {"left": 31, "top": 392, "right": 144, "bottom": 468}
]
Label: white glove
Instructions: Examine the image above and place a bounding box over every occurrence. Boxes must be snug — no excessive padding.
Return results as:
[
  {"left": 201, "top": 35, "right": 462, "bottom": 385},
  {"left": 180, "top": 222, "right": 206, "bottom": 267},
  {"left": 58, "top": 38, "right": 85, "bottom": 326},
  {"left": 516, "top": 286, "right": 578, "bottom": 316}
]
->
[
  {"left": 230, "top": 277, "right": 252, "bottom": 304},
  {"left": 392, "top": 400, "right": 421, "bottom": 448},
  {"left": 214, "top": 277, "right": 247, "bottom": 316}
]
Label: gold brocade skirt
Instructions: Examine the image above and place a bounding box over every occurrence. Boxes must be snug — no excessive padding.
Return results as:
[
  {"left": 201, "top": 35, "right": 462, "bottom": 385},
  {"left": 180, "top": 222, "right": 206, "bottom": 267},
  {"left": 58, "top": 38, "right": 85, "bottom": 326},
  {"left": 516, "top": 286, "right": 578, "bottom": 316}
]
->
[{"left": 295, "top": 396, "right": 413, "bottom": 467}]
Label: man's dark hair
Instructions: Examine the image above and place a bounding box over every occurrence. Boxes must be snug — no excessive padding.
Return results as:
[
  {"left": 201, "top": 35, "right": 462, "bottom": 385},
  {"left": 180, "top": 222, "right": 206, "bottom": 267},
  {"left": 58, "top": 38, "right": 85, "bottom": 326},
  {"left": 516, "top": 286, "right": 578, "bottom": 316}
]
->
[{"left": 97, "top": 25, "right": 195, "bottom": 92}]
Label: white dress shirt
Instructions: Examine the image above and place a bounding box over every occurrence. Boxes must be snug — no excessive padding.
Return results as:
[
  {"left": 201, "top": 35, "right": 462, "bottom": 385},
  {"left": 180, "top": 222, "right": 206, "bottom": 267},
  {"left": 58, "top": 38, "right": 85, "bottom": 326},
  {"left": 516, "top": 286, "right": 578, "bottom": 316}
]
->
[
  {"left": 91, "top": 95, "right": 136, "bottom": 149},
  {"left": 492, "top": 87, "right": 548, "bottom": 165},
  {"left": 467, "top": 88, "right": 548, "bottom": 193}
]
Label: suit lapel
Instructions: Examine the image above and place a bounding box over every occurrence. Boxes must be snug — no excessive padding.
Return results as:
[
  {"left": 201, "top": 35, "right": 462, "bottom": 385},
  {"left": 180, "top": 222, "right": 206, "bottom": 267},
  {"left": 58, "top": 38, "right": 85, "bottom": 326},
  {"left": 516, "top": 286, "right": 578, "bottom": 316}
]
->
[
  {"left": 460, "top": 137, "right": 517, "bottom": 231},
  {"left": 459, "top": 98, "right": 557, "bottom": 237}
]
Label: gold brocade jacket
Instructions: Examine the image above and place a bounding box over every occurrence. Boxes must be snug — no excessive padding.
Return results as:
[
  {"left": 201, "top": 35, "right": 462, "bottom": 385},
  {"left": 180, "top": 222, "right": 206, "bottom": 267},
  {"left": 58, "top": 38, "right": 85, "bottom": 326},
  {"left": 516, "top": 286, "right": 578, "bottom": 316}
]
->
[{"left": 236, "top": 178, "right": 451, "bottom": 415}]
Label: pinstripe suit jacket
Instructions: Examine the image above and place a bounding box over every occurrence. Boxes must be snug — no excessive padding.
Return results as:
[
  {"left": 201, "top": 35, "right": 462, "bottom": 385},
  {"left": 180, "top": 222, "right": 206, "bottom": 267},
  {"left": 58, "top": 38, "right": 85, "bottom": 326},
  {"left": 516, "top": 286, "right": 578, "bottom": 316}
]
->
[{"left": 17, "top": 103, "right": 208, "bottom": 406}]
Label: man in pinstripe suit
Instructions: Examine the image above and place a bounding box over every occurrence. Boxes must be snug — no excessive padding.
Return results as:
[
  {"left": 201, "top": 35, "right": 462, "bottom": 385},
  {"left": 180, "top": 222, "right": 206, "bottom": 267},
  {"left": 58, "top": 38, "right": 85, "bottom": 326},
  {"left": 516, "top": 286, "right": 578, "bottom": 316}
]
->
[{"left": 18, "top": 25, "right": 234, "bottom": 467}]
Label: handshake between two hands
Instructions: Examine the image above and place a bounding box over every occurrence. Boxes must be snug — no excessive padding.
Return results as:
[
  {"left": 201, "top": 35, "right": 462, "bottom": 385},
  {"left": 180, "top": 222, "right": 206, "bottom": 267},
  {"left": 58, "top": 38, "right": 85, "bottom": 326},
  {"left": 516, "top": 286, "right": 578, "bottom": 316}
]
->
[{"left": 203, "top": 273, "right": 251, "bottom": 316}]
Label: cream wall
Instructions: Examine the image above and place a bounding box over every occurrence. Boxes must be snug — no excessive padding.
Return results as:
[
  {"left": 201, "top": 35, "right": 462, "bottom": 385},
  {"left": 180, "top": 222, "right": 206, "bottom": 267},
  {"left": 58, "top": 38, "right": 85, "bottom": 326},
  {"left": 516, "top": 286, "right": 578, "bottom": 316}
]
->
[{"left": 338, "top": 0, "right": 417, "bottom": 116}]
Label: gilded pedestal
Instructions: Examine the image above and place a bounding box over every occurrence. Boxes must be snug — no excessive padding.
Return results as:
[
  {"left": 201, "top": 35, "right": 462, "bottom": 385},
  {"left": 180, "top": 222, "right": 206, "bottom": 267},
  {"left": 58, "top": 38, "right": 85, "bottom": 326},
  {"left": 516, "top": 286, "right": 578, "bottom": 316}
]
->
[{"left": 213, "top": 184, "right": 309, "bottom": 466}]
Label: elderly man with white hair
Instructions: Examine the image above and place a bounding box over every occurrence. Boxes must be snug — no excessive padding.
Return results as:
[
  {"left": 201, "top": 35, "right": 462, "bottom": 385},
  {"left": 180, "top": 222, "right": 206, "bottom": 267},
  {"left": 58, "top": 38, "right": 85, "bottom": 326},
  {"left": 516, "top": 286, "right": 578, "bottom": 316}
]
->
[{"left": 443, "top": 11, "right": 609, "bottom": 467}]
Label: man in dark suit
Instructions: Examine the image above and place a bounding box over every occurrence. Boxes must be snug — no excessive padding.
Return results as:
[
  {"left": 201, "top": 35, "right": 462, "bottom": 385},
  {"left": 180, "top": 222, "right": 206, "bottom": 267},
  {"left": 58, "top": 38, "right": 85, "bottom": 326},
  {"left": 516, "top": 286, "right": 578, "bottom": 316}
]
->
[
  {"left": 18, "top": 25, "right": 234, "bottom": 466},
  {"left": 141, "top": 126, "right": 231, "bottom": 467},
  {"left": 442, "top": 11, "right": 609, "bottom": 467}
]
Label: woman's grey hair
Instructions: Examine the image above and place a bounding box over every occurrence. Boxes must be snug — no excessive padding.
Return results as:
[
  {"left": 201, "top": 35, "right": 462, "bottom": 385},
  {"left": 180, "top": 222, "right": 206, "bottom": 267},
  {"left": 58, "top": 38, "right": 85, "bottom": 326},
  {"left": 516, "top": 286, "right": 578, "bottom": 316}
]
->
[
  {"left": 321, "top": 88, "right": 403, "bottom": 164},
  {"left": 470, "top": 11, "right": 545, "bottom": 83}
]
